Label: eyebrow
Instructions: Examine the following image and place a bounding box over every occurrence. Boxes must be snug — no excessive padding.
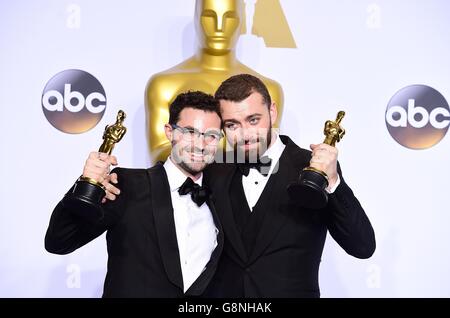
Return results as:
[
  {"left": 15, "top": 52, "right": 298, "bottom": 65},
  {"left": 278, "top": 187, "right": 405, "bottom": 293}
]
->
[
  {"left": 223, "top": 119, "right": 240, "bottom": 124},
  {"left": 223, "top": 113, "right": 263, "bottom": 124},
  {"left": 246, "top": 113, "right": 263, "bottom": 120},
  {"left": 179, "top": 125, "right": 220, "bottom": 133}
]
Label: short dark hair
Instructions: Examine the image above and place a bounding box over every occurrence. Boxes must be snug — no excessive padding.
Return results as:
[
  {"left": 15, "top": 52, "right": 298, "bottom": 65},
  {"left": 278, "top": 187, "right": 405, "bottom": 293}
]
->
[
  {"left": 214, "top": 74, "right": 272, "bottom": 107},
  {"left": 168, "top": 91, "right": 221, "bottom": 125}
]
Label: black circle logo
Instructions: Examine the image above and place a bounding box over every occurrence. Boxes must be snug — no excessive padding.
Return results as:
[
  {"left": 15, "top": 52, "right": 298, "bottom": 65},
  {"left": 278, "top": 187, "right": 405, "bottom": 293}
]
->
[
  {"left": 385, "top": 85, "right": 450, "bottom": 149},
  {"left": 42, "top": 69, "right": 106, "bottom": 134}
]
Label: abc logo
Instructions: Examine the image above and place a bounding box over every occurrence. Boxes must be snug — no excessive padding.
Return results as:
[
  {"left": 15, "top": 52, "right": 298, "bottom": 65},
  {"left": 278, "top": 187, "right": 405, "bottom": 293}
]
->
[
  {"left": 385, "top": 85, "right": 450, "bottom": 149},
  {"left": 42, "top": 69, "right": 106, "bottom": 134}
]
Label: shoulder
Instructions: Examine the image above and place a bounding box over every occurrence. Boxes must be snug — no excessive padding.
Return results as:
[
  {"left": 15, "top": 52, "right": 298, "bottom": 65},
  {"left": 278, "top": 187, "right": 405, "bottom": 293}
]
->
[
  {"left": 203, "top": 161, "right": 235, "bottom": 190},
  {"left": 111, "top": 167, "right": 148, "bottom": 178},
  {"left": 204, "top": 162, "right": 234, "bottom": 177},
  {"left": 110, "top": 164, "right": 167, "bottom": 200},
  {"left": 110, "top": 166, "right": 157, "bottom": 191},
  {"left": 279, "top": 135, "right": 312, "bottom": 170}
]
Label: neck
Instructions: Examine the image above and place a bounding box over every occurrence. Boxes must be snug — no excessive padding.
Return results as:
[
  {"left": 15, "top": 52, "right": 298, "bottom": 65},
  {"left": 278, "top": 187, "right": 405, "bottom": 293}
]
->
[
  {"left": 264, "top": 130, "right": 278, "bottom": 153},
  {"left": 170, "top": 157, "right": 202, "bottom": 181},
  {"left": 195, "top": 48, "right": 238, "bottom": 71}
]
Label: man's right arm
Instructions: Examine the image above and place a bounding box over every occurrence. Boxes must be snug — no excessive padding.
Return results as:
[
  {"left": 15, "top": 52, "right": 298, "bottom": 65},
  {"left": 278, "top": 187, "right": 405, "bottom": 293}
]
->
[{"left": 44, "top": 152, "right": 122, "bottom": 255}]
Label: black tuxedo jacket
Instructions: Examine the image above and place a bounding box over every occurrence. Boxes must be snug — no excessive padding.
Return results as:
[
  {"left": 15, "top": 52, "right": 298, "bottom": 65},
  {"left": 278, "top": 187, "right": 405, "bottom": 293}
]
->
[
  {"left": 203, "top": 135, "right": 375, "bottom": 298},
  {"left": 45, "top": 163, "right": 224, "bottom": 297}
]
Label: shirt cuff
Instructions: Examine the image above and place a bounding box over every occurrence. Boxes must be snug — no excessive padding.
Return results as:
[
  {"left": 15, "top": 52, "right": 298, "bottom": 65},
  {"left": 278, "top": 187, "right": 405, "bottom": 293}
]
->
[{"left": 326, "top": 175, "right": 341, "bottom": 194}]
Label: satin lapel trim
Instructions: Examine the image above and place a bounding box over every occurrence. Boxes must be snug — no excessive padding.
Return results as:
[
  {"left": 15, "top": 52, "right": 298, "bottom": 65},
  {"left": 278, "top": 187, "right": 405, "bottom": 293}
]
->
[
  {"left": 218, "top": 165, "right": 248, "bottom": 264},
  {"left": 147, "top": 164, "right": 184, "bottom": 290},
  {"left": 247, "top": 146, "right": 297, "bottom": 264}
]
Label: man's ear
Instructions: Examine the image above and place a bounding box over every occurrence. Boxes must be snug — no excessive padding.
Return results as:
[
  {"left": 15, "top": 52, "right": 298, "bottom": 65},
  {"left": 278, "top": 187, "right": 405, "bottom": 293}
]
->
[
  {"left": 164, "top": 124, "right": 173, "bottom": 142},
  {"left": 269, "top": 102, "right": 278, "bottom": 126}
]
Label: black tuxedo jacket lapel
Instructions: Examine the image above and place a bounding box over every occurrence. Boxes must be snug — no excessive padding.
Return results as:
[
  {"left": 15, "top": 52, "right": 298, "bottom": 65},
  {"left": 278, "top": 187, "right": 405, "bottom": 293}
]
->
[
  {"left": 185, "top": 194, "right": 224, "bottom": 295},
  {"left": 212, "top": 164, "right": 248, "bottom": 266},
  {"left": 247, "top": 146, "right": 292, "bottom": 263},
  {"left": 147, "top": 163, "right": 183, "bottom": 291},
  {"left": 247, "top": 136, "right": 311, "bottom": 264}
]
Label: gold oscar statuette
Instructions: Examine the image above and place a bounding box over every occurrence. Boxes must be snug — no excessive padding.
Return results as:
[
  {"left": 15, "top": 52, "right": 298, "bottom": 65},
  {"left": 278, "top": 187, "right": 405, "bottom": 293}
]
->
[
  {"left": 288, "top": 111, "right": 346, "bottom": 209},
  {"left": 66, "top": 110, "right": 127, "bottom": 221},
  {"left": 145, "top": 0, "right": 284, "bottom": 163}
]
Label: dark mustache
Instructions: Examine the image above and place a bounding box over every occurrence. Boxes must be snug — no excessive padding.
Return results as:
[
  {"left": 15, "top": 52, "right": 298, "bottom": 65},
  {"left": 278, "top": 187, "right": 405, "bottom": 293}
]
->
[
  {"left": 183, "top": 146, "right": 212, "bottom": 156},
  {"left": 235, "top": 137, "right": 260, "bottom": 146}
]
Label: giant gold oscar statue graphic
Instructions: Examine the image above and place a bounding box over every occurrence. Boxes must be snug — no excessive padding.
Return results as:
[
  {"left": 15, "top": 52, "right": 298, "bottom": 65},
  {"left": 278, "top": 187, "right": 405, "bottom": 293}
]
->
[
  {"left": 145, "top": 0, "right": 285, "bottom": 162},
  {"left": 288, "top": 111, "right": 346, "bottom": 209},
  {"left": 65, "top": 110, "right": 127, "bottom": 220}
]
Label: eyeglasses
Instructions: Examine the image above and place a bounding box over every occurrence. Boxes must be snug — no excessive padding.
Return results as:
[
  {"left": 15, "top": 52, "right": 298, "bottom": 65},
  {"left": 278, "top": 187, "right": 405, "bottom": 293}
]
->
[{"left": 171, "top": 124, "right": 224, "bottom": 144}]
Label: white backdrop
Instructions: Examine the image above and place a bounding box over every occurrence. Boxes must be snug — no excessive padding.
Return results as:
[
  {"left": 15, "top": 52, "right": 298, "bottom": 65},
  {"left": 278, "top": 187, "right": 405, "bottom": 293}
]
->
[{"left": 1, "top": 0, "right": 450, "bottom": 297}]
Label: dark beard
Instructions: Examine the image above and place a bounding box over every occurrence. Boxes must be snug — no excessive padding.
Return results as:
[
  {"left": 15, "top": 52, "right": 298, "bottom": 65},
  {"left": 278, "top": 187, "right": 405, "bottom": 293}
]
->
[
  {"left": 171, "top": 140, "right": 212, "bottom": 174},
  {"left": 178, "top": 160, "right": 205, "bottom": 175}
]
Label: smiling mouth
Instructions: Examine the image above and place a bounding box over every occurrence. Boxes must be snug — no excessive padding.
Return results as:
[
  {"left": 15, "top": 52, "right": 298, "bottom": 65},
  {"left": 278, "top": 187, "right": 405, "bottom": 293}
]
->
[
  {"left": 240, "top": 140, "right": 258, "bottom": 149},
  {"left": 189, "top": 152, "right": 205, "bottom": 160}
]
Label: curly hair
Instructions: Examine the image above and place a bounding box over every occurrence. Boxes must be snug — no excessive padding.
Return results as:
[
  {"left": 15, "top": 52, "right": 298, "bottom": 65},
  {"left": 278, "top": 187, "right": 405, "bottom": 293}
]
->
[{"left": 168, "top": 91, "right": 221, "bottom": 125}]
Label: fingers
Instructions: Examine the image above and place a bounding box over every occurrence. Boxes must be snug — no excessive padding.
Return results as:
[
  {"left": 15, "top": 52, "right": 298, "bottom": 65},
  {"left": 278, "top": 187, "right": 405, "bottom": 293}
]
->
[
  {"left": 104, "top": 190, "right": 116, "bottom": 201},
  {"left": 83, "top": 165, "right": 109, "bottom": 183},
  {"left": 310, "top": 144, "right": 319, "bottom": 150},
  {"left": 83, "top": 152, "right": 119, "bottom": 183},
  {"left": 100, "top": 173, "right": 121, "bottom": 203},
  {"left": 88, "top": 152, "right": 118, "bottom": 166},
  {"left": 83, "top": 151, "right": 122, "bottom": 202},
  {"left": 102, "top": 178, "right": 121, "bottom": 196},
  {"left": 110, "top": 156, "right": 118, "bottom": 166},
  {"left": 310, "top": 151, "right": 337, "bottom": 165},
  {"left": 309, "top": 143, "right": 338, "bottom": 182},
  {"left": 310, "top": 144, "right": 338, "bottom": 159},
  {"left": 96, "top": 152, "right": 118, "bottom": 166},
  {"left": 102, "top": 180, "right": 117, "bottom": 201},
  {"left": 109, "top": 172, "right": 118, "bottom": 184},
  {"left": 310, "top": 143, "right": 337, "bottom": 152}
]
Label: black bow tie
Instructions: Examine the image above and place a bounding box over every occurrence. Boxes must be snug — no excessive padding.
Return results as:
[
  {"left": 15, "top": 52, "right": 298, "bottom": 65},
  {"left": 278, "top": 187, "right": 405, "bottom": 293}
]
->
[
  {"left": 178, "top": 177, "right": 210, "bottom": 207},
  {"left": 237, "top": 156, "right": 272, "bottom": 177}
]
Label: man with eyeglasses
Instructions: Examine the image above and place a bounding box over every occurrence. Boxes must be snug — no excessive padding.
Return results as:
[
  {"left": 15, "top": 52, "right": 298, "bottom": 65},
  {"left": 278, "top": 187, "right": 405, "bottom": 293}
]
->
[
  {"left": 45, "top": 91, "right": 224, "bottom": 297},
  {"left": 85, "top": 76, "right": 376, "bottom": 298}
]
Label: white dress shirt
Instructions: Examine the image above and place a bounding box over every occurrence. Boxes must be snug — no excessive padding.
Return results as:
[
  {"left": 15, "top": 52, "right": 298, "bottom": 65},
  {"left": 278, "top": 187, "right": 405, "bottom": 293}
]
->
[
  {"left": 163, "top": 157, "right": 218, "bottom": 292},
  {"left": 242, "top": 134, "right": 340, "bottom": 210}
]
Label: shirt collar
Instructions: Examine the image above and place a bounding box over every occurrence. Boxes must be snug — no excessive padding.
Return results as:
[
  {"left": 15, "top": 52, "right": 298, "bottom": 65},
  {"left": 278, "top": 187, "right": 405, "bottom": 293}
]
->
[
  {"left": 163, "top": 157, "right": 203, "bottom": 192},
  {"left": 261, "top": 132, "right": 285, "bottom": 164}
]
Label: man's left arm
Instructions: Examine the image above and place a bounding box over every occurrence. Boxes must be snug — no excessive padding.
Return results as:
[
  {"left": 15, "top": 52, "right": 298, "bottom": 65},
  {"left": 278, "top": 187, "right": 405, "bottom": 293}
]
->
[
  {"left": 310, "top": 143, "right": 375, "bottom": 259},
  {"left": 324, "top": 163, "right": 376, "bottom": 259}
]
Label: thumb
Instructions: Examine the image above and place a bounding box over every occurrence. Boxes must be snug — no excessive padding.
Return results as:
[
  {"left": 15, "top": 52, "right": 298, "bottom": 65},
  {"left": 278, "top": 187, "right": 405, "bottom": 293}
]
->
[
  {"left": 310, "top": 144, "right": 319, "bottom": 150},
  {"left": 110, "top": 155, "right": 118, "bottom": 166}
]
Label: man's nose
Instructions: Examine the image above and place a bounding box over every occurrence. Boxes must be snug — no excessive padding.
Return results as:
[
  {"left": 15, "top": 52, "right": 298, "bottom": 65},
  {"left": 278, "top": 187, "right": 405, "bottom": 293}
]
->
[
  {"left": 242, "top": 126, "right": 258, "bottom": 140},
  {"left": 192, "top": 133, "right": 207, "bottom": 148}
]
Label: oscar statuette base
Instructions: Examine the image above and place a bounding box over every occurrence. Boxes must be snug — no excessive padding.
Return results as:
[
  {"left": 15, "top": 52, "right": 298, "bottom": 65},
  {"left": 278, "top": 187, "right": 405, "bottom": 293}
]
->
[
  {"left": 287, "top": 167, "right": 329, "bottom": 209},
  {"left": 64, "top": 178, "right": 106, "bottom": 221}
]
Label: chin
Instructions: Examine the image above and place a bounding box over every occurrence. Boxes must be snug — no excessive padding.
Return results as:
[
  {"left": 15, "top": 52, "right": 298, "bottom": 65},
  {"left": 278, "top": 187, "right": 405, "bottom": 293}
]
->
[
  {"left": 186, "top": 161, "right": 208, "bottom": 174},
  {"left": 207, "top": 41, "right": 230, "bottom": 52}
]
